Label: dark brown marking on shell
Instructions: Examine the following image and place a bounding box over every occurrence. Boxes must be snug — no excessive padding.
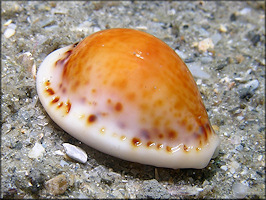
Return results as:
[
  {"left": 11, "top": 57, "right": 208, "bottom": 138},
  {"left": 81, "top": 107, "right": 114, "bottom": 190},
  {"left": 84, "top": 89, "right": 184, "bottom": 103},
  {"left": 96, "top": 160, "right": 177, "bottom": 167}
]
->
[
  {"left": 88, "top": 114, "right": 97, "bottom": 123},
  {"left": 55, "top": 59, "right": 62, "bottom": 66},
  {"left": 55, "top": 50, "right": 72, "bottom": 67},
  {"left": 147, "top": 141, "right": 155, "bottom": 147},
  {"left": 51, "top": 96, "right": 60, "bottom": 104},
  {"left": 115, "top": 102, "right": 123, "bottom": 112},
  {"left": 57, "top": 102, "right": 63, "bottom": 108},
  {"left": 73, "top": 42, "right": 79, "bottom": 47},
  {"left": 132, "top": 137, "right": 142, "bottom": 147},
  {"left": 45, "top": 80, "right": 51, "bottom": 86},
  {"left": 158, "top": 133, "right": 164, "bottom": 139},
  {"left": 65, "top": 100, "right": 71, "bottom": 113},
  {"left": 205, "top": 123, "right": 212, "bottom": 134},
  {"left": 183, "top": 145, "right": 188, "bottom": 152},
  {"left": 45, "top": 87, "right": 55, "bottom": 95},
  {"left": 196, "top": 147, "right": 201, "bottom": 151},
  {"left": 166, "top": 146, "right": 173, "bottom": 153},
  {"left": 157, "top": 143, "right": 163, "bottom": 149},
  {"left": 56, "top": 57, "right": 68, "bottom": 67},
  {"left": 187, "top": 124, "right": 193, "bottom": 132},
  {"left": 167, "top": 130, "right": 177, "bottom": 140},
  {"left": 65, "top": 50, "right": 73, "bottom": 55}
]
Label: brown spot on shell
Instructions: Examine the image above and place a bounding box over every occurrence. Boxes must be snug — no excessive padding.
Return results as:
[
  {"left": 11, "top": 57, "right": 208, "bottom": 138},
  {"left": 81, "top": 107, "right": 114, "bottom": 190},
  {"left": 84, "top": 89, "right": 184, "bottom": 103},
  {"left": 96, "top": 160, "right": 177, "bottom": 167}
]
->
[
  {"left": 196, "top": 147, "right": 201, "bottom": 151},
  {"left": 187, "top": 124, "right": 193, "bottom": 132},
  {"left": 157, "top": 144, "right": 163, "bottom": 149},
  {"left": 45, "top": 87, "right": 55, "bottom": 95},
  {"left": 55, "top": 50, "right": 72, "bottom": 67},
  {"left": 183, "top": 145, "right": 188, "bottom": 152},
  {"left": 147, "top": 141, "right": 155, "bottom": 147},
  {"left": 65, "top": 100, "right": 71, "bottom": 113},
  {"left": 199, "top": 140, "right": 202, "bottom": 147},
  {"left": 51, "top": 96, "right": 60, "bottom": 104},
  {"left": 158, "top": 133, "right": 164, "bottom": 139},
  {"left": 167, "top": 130, "right": 177, "bottom": 140},
  {"left": 115, "top": 102, "right": 123, "bottom": 112},
  {"left": 45, "top": 80, "right": 51, "bottom": 86},
  {"left": 57, "top": 102, "right": 63, "bottom": 108},
  {"left": 132, "top": 137, "right": 142, "bottom": 147},
  {"left": 166, "top": 146, "right": 173, "bottom": 153},
  {"left": 88, "top": 114, "right": 97, "bottom": 123}
]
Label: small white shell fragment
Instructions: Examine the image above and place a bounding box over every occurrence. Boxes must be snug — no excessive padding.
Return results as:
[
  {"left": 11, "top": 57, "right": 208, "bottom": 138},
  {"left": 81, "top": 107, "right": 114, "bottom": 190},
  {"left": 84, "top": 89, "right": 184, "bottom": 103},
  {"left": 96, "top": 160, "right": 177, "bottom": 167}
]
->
[
  {"left": 220, "top": 165, "right": 228, "bottom": 171},
  {"left": 239, "top": 7, "right": 251, "bottom": 15},
  {"left": 135, "top": 25, "right": 148, "bottom": 30},
  {"left": 32, "top": 63, "right": 37, "bottom": 79},
  {"left": 62, "top": 143, "right": 87, "bottom": 163},
  {"left": 4, "top": 28, "right": 16, "bottom": 38},
  {"left": 174, "top": 49, "right": 187, "bottom": 60},
  {"left": 219, "top": 24, "right": 227, "bottom": 33},
  {"left": 257, "top": 155, "right": 263, "bottom": 162},
  {"left": 28, "top": 142, "right": 45, "bottom": 159},
  {"left": 4, "top": 19, "right": 12, "bottom": 26}
]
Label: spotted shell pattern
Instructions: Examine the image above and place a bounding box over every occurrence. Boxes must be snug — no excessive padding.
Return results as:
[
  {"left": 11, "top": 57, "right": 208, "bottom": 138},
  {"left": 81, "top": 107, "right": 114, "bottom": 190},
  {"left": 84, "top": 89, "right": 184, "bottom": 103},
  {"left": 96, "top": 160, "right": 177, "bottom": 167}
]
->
[{"left": 36, "top": 28, "right": 220, "bottom": 169}]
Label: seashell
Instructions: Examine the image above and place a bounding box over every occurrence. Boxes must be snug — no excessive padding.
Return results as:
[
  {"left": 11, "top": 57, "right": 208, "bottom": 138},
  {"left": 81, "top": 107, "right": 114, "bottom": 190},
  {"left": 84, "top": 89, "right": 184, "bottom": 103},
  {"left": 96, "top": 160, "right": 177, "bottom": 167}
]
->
[
  {"left": 36, "top": 28, "right": 220, "bottom": 169},
  {"left": 62, "top": 143, "right": 87, "bottom": 164}
]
